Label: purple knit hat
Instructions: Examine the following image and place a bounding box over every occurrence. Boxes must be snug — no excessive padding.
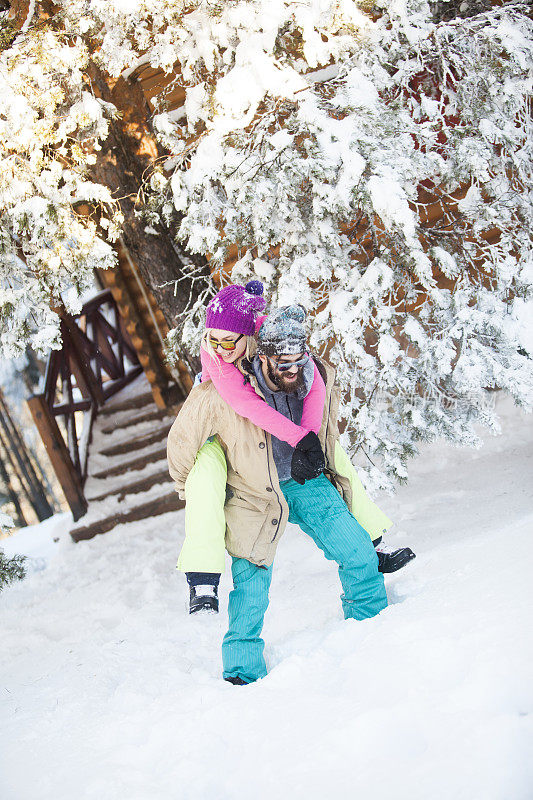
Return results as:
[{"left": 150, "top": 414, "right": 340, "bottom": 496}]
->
[{"left": 205, "top": 280, "right": 266, "bottom": 336}]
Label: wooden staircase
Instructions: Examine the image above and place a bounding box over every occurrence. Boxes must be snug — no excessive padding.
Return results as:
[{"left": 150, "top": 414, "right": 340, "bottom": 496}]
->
[
  {"left": 97, "top": 245, "right": 193, "bottom": 411},
  {"left": 70, "top": 375, "right": 183, "bottom": 542}
]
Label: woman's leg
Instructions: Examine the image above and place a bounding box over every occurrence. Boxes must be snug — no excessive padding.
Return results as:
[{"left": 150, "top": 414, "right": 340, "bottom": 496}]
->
[
  {"left": 334, "top": 442, "right": 415, "bottom": 572},
  {"left": 176, "top": 438, "right": 227, "bottom": 575},
  {"left": 333, "top": 441, "right": 392, "bottom": 542}
]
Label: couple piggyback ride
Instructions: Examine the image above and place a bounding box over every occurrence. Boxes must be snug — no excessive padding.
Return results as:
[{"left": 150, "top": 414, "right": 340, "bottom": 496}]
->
[{"left": 167, "top": 280, "right": 414, "bottom": 685}]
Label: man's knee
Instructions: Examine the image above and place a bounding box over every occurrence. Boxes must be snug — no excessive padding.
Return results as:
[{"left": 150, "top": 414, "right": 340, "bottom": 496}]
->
[
  {"left": 231, "top": 559, "right": 272, "bottom": 607},
  {"left": 322, "top": 513, "right": 379, "bottom": 569},
  {"left": 343, "top": 523, "right": 379, "bottom": 565},
  {"left": 233, "top": 558, "right": 264, "bottom": 582}
]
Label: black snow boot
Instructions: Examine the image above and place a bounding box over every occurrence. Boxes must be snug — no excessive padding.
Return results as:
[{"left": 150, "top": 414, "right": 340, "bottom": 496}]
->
[
  {"left": 224, "top": 676, "right": 248, "bottom": 685},
  {"left": 376, "top": 544, "right": 416, "bottom": 574},
  {"left": 189, "top": 584, "right": 219, "bottom": 614}
]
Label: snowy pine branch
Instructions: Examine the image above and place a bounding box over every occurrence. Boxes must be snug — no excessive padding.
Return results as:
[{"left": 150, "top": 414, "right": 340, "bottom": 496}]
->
[
  {"left": 0, "top": 547, "right": 26, "bottom": 590},
  {"left": 0, "top": 23, "right": 121, "bottom": 358}
]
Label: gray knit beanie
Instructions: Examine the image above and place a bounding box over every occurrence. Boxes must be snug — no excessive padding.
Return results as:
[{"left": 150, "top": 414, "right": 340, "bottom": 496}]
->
[{"left": 256, "top": 305, "right": 308, "bottom": 356}]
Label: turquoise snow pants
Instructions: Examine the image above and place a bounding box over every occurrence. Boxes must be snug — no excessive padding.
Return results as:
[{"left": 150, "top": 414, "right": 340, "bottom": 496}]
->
[{"left": 222, "top": 473, "right": 388, "bottom": 684}]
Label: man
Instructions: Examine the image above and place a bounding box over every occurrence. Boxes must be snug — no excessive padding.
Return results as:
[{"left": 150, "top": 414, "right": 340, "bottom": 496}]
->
[{"left": 168, "top": 305, "right": 390, "bottom": 685}]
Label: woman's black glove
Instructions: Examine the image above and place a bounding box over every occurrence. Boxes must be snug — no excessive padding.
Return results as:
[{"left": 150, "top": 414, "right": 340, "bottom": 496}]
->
[{"left": 290, "top": 432, "right": 325, "bottom": 485}]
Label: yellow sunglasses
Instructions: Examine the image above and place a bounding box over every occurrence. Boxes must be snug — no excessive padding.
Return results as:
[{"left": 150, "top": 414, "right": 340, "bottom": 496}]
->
[{"left": 208, "top": 333, "right": 244, "bottom": 352}]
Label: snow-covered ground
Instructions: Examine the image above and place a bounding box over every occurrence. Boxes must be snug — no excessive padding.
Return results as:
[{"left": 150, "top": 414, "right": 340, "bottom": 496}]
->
[{"left": 1, "top": 395, "right": 532, "bottom": 800}]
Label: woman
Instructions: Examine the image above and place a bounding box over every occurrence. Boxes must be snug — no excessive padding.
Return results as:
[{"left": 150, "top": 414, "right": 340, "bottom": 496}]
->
[{"left": 179, "top": 280, "right": 327, "bottom": 612}]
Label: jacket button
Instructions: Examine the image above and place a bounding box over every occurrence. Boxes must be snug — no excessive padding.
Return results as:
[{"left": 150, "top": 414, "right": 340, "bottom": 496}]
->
[
  {"left": 259, "top": 442, "right": 265, "bottom": 449},
  {"left": 271, "top": 518, "right": 278, "bottom": 525},
  {"left": 266, "top": 487, "right": 272, "bottom": 492}
]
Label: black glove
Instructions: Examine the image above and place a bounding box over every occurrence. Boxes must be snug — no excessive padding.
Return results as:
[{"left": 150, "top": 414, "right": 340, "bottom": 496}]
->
[
  {"left": 295, "top": 431, "right": 324, "bottom": 458},
  {"left": 290, "top": 449, "right": 311, "bottom": 485},
  {"left": 290, "top": 432, "right": 325, "bottom": 484}
]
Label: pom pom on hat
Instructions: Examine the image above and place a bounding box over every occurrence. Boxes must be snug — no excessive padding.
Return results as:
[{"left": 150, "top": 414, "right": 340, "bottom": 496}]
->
[
  {"left": 242, "top": 279, "right": 265, "bottom": 312},
  {"left": 282, "top": 304, "right": 306, "bottom": 323},
  {"left": 257, "top": 304, "right": 308, "bottom": 356},
  {"left": 245, "top": 280, "right": 264, "bottom": 296}
]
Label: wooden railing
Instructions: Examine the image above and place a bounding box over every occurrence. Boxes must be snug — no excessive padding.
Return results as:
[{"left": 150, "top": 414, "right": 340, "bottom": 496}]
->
[{"left": 27, "top": 290, "right": 143, "bottom": 520}]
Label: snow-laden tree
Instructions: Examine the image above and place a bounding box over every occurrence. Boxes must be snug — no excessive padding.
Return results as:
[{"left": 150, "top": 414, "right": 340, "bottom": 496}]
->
[
  {"left": 64, "top": 0, "right": 532, "bottom": 488},
  {"left": 0, "top": 18, "right": 121, "bottom": 358},
  {"left": 15, "top": 0, "right": 533, "bottom": 487}
]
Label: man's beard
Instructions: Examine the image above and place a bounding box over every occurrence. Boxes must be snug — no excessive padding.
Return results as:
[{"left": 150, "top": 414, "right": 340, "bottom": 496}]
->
[{"left": 266, "top": 358, "right": 305, "bottom": 394}]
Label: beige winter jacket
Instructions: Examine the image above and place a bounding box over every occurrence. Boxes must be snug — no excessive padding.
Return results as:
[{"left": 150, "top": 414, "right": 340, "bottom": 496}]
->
[{"left": 167, "top": 359, "right": 353, "bottom": 567}]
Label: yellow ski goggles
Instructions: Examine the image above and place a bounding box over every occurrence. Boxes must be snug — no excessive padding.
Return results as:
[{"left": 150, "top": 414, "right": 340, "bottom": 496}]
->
[{"left": 208, "top": 333, "right": 244, "bottom": 352}]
